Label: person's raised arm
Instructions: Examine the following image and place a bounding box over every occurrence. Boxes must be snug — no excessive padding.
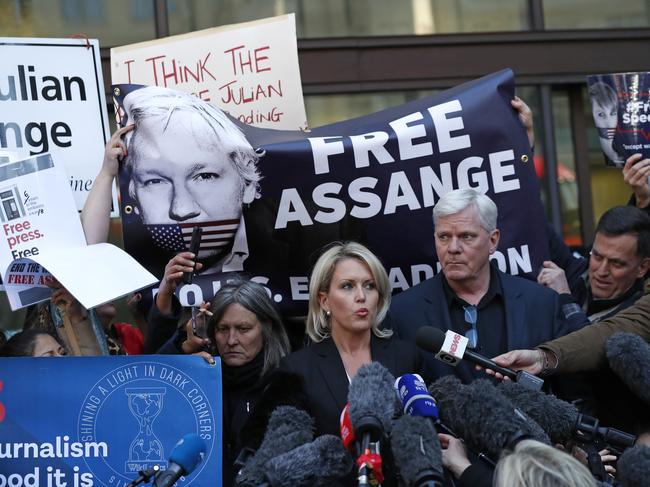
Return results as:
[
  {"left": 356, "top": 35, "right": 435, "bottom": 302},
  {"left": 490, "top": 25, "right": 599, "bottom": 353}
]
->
[
  {"left": 155, "top": 252, "right": 202, "bottom": 315},
  {"left": 487, "top": 294, "right": 650, "bottom": 379},
  {"left": 144, "top": 253, "right": 203, "bottom": 353},
  {"left": 81, "top": 124, "right": 134, "bottom": 244},
  {"left": 511, "top": 96, "right": 534, "bottom": 150},
  {"left": 623, "top": 153, "right": 650, "bottom": 210}
]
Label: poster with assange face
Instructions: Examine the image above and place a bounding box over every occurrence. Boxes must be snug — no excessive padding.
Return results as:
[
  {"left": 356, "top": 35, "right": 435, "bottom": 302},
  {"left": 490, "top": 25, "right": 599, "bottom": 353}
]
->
[
  {"left": 113, "top": 69, "right": 548, "bottom": 316},
  {"left": 587, "top": 72, "right": 650, "bottom": 167}
]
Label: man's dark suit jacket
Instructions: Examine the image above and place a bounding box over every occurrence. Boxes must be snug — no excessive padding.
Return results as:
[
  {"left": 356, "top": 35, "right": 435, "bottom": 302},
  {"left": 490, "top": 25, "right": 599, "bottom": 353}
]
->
[
  {"left": 279, "top": 334, "right": 424, "bottom": 438},
  {"left": 383, "top": 269, "right": 582, "bottom": 383}
]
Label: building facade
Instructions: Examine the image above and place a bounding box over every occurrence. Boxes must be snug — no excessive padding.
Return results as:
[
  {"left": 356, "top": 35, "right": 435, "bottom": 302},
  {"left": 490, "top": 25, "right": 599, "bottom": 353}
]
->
[{"left": 3, "top": 0, "right": 650, "bottom": 246}]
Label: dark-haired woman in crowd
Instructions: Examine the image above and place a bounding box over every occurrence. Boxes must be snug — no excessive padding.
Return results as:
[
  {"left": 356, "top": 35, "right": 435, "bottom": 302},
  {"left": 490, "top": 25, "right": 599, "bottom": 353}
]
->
[
  {"left": 0, "top": 329, "right": 67, "bottom": 357},
  {"left": 151, "top": 262, "right": 291, "bottom": 485}
]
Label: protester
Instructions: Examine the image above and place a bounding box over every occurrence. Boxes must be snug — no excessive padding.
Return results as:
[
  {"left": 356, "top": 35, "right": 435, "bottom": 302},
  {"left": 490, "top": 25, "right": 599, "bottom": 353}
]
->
[
  {"left": 154, "top": 278, "right": 291, "bottom": 486},
  {"left": 94, "top": 301, "right": 144, "bottom": 355},
  {"left": 539, "top": 206, "right": 650, "bottom": 324},
  {"left": 144, "top": 251, "right": 203, "bottom": 353},
  {"left": 494, "top": 440, "right": 598, "bottom": 487},
  {"left": 21, "top": 283, "right": 102, "bottom": 356},
  {"left": 384, "top": 188, "right": 581, "bottom": 383},
  {"left": 0, "top": 329, "right": 67, "bottom": 357},
  {"left": 537, "top": 206, "right": 650, "bottom": 427}
]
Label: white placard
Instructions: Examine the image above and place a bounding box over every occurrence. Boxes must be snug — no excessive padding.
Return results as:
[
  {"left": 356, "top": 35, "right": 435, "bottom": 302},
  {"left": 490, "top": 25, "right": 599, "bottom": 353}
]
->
[
  {"left": 4, "top": 243, "right": 157, "bottom": 310},
  {"left": 111, "top": 14, "right": 308, "bottom": 130},
  {"left": 0, "top": 37, "right": 114, "bottom": 213},
  {"left": 0, "top": 154, "right": 156, "bottom": 310}
]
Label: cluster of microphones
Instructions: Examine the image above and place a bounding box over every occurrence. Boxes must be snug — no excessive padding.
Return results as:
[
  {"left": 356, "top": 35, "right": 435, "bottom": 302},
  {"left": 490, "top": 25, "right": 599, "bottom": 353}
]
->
[{"left": 130, "top": 327, "right": 650, "bottom": 486}]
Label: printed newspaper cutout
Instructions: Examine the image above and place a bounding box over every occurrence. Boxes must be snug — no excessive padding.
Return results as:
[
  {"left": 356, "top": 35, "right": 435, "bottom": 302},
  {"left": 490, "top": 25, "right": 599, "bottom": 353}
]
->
[{"left": 0, "top": 153, "right": 157, "bottom": 310}]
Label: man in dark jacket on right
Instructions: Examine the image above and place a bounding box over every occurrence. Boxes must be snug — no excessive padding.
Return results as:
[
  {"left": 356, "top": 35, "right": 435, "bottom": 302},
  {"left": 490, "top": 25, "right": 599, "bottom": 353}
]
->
[{"left": 538, "top": 205, "right": 650, "bottom": 326}]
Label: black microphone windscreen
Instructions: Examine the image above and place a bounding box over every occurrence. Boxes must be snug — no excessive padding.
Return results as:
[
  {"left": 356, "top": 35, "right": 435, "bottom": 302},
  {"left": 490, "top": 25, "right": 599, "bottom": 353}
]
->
[
  {"left": 428, "top": 374, "right": 463, "bottom": 400},
  {"left": 415, "top": 326, "right": 446, "bottom": 353},
  {"left": 390, "top": 415, "right": 443, "bottom": 485},
  {"left": 606, "top": 332, "right": 650, "bottom": 405},
  {"left": 460, "top": 379, "right": 550, "bottom": 459},
  {"left": 428, "top": 375, "right": 469, "bottom": 438},
  {"left": 265, "top": 405, "right": 314, "bottom": 436},
  {"left": 617, "top": 444, "right": 650, "bottom": 487},
  {"left": 264, "top": 435, "right": 353, "bottom": 487},
  {"left": 497, "top": 381, "right": 578, "bottom": 445},
  {"left": 348, "top": 362, "right": 397, "bottom": 438},
  {"left": 235, "top": 406, "right": 314, "bottom": 486}
]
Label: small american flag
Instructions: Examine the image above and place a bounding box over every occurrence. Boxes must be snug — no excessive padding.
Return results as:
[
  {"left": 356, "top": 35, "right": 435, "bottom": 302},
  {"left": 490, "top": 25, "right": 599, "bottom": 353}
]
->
[
  {"left": 596, "top": 127, "right": 617, "bottom": 139},
  {"left": 146, "top": 219, "right": 239, "bottom": 258}
]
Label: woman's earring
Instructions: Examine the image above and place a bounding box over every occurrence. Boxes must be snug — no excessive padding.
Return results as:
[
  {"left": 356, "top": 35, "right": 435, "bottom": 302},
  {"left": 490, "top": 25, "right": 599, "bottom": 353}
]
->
[{"left": 325, "top": 310, "right": 331, "bottom": 317}]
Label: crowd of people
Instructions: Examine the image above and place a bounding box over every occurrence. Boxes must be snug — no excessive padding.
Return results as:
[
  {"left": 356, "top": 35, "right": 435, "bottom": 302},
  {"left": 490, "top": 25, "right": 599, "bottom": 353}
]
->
[{"left": 2, "top": 89, "right": 650, "bottom": 487}]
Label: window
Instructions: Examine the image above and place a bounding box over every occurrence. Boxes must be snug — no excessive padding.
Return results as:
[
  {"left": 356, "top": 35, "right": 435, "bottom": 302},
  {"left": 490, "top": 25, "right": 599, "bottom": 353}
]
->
[{"left": 168, "top": 0, "right": 530, "bottom": 38}]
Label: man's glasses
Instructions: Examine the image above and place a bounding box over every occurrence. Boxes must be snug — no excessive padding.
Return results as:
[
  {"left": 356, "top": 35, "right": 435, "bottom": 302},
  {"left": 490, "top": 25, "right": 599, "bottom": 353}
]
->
[{"left": 463, "top": 305, "right": 478, "bottom": 349}]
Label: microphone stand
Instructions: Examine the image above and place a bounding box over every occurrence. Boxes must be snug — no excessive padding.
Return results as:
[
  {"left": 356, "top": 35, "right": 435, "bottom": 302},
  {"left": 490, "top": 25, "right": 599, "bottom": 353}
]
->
[{"left": 127, "top": 466, "right": 160, "bottom": 487}]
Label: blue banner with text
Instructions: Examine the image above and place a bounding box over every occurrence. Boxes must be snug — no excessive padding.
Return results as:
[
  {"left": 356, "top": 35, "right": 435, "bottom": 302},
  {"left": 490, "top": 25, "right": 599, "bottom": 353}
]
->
[{"left": 0, "top": 355, "right": 221, "bottom": 487}]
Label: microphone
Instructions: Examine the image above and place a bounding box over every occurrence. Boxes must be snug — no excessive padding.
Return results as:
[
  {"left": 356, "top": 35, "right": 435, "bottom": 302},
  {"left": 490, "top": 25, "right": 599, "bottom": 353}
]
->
[
  {"left": 617, "top": 444, "right": 650, "bottom": 487},
  {"left": 606, "top": 332, "right": 650, "bottom": 404},
  {"left": 432, "top": 378, "right": 549, "bottom": 460},
  {"left": 390, "top": 415, "right": 444, "bottom": 487},
  {"left": 427, "top": 375, "right": 497, "bottom": 467},
  {"left": 416, "top": 327, "right": 543, "bottom": 390},
  {"left": 427, "top": 376, "right": 468, "bottom": 438},
  {"left": 235, "top": 406, "right": 314, "bottom": 487},
  {"left": 153, "top": 434, "right": 206, "bottom": 487},
  {"left": 263, "top": 435, "right": 354, "bottom": 486},
  {"left": 497, "top": 380, "right": 637, "bottom": 450},
  {"left": 497, "top": 380, "right": 577, "bottom": 445},
  {"left": 348, "top": 362, "right": 398, "bottom": 487},
  {"left": 339, "top": 403, "right": 356, "bottom": 451},
  {"left": 182, "top": 226, "right": 202, "bottom": 284},
  {"left": 395, "top": 374, "right": 439, "bottom": 419}
]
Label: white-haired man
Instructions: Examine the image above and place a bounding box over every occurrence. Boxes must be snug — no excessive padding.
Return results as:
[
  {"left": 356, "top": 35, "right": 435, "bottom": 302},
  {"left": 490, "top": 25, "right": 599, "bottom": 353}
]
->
[{"left": 384, "top": 188, "right": 579, "bottom": 382}]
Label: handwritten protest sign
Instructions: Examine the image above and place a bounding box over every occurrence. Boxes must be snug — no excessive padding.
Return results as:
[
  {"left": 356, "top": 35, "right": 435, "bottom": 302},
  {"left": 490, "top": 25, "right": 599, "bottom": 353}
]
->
[
  {"left": 114, "top": 69, "right": 549, "bottom": 315},
  {"left": 0, "top": 355, "right": 221, "bottom": 486},
  {"left": 0, "top": 37, "right": 113, "bottom": 212},
  {"left": 111, "top": 14, "right": 307, "bottom": 130},
  {"left": 0, "top": 154, "right": 157, "bottom": 310}
]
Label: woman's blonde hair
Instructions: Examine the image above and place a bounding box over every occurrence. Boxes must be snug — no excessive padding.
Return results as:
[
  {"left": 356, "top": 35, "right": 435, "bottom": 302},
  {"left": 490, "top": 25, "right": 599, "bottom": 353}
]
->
[
  {"left": 494, "top": 440, "right": 597, "bottom": 487},
  {"left": 306, "top": 241, "right": 393, "bottom": 342}
]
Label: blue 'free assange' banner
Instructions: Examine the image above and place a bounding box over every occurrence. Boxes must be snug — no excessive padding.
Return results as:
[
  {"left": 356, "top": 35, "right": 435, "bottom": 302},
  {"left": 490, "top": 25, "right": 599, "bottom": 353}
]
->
[
  {"left": 115, "top": 68, "right": 548, "bottom": 315},
  {"left": 0, "top": 355, "right": 221, "bottom": 486}
]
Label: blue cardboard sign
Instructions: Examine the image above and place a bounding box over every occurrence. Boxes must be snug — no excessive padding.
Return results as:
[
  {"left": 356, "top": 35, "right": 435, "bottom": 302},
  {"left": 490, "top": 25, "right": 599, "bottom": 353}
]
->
[{"left": 0, "top": 355, "right": 221, "bottom": 486}]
